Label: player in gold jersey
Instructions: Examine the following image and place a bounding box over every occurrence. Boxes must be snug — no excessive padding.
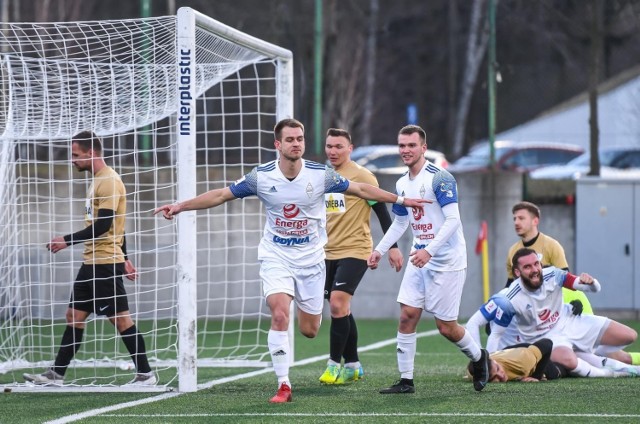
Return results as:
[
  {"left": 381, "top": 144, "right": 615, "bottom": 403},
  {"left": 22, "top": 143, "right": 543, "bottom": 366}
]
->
[
  {"left": 23, "top": 132, "right": 155, "bottom": 386},
  {"left": 505, "top": 201, "right": 639, "bottom": 366},
  {"left": 467, "top": 338, "right": 559, "bottom": 382},
  {"left": 319, "top": 128, "right": 403, "bottom": 384}
]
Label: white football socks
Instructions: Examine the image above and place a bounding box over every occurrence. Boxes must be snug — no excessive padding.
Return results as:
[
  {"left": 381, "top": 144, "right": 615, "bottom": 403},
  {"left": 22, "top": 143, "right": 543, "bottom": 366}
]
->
[
  {"left": 268, "top": 329, "right": 291, "bottom": 387},
  {"left": 455, "top": 329, "right": 483, "bottom": 362},
  {"left": 397, "top": 332, "right": 416, "bottom": 380}
]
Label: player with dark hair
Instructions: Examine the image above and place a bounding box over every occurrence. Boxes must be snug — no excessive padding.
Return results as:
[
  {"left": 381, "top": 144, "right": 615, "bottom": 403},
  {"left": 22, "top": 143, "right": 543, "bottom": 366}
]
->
[
  {"left": 320, "top": 128, "right": 403, "bottom": 384},
  {"left": 489, "top": 248, "right": 639, "bottom": 378},
  {"left": 24, "top": 131, "right": 155, "bottom": 386},
  {"left": 506, "top": 201, "right": 591, "bottom": 314},
  {"left": 155, "top": 119, "right": 427, "bottom": 403},
  {"left": 467, "top": 338, "right": 562, "bottom": 382},
  {"left": 505, "top": 201, "right": 640, "bottom": 365},
  {"left": 368, "top": 125, "right": 489, "bottom": 394}
]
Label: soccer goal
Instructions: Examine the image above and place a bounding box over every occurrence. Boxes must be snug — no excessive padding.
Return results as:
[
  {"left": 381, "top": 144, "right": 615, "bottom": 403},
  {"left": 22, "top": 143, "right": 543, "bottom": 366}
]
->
[{"left": 0, "top": 7, "right": 293, "bottom": 393}]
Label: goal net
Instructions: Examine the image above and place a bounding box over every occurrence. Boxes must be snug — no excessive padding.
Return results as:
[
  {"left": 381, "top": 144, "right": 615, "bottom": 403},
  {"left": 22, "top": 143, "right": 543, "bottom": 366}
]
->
[{"left": 0, "top": 7, "right": 293, "bottom": 392}]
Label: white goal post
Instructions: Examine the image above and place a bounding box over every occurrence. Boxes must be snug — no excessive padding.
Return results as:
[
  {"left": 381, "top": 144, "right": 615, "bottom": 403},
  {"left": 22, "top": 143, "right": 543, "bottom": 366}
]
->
[{"left": 0, "top": 7, "right": 293, "bottom": 393}]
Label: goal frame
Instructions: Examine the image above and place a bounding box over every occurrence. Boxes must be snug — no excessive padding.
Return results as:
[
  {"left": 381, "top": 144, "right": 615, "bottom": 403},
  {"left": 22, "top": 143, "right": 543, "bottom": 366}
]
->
[
  {"left": 0, "top": 7, "right": 293, "bottom": 394},
  {"left": 176, "top": 7, "right": 293, "bottom": 393}
]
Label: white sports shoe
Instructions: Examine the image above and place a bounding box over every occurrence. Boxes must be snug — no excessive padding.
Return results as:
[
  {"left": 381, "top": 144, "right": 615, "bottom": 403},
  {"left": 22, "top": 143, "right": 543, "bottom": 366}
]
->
[
  {"left": 23, "top": 369, "right": 64, "bottom": 385},
  {"left": 125, "top": 371, "right": 157, "bottom": 386}
]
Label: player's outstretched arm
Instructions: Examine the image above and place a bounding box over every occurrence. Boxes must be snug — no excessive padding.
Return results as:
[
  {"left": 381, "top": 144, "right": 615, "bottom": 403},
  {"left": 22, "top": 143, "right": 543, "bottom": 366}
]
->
[
  {"left": 566, "top": 272, "right": 601, "bottom": 293},
  {"left": 154, "top": 187, "right": 236, "bottom": 220},
  {"left": 345, "top": 181, "right": 430, "bottom": 211}
]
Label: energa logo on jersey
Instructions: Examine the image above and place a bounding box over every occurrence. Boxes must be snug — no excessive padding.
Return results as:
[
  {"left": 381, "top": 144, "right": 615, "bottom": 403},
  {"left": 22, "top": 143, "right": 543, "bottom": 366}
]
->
[
  {"left": 283, "top": 204, "right": 300, "bottom": 218},
  {"left": 412, "top": 207, "right": 423, "bottom": 221},
  {"left": 273, "top": 204, "right": 310, "bottom": 243}
]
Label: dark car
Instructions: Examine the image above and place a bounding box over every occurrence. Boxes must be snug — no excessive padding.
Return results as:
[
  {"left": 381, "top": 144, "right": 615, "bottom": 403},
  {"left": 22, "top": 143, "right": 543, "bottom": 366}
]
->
[
  {"left": 529, "top": 147, "right": 640, "bottom": 180},
  {"left": 448, "top": 141, "right": 584, "bottom": 173}
]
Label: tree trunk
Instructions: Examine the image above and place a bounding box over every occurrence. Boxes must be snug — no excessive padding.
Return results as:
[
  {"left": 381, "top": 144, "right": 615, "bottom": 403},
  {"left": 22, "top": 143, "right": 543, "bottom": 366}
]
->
[
  {"left": 447, "top": 0, "right": 458, "bottom": 150},
  {"left": 451, "top": 0, "right": 492, "bottom": 158},
  {"left": 361, "top": 0, "right": 379, "bottom": 146},
  {"left": 588, "top": 0, "right": 604, "bottom": 176}
]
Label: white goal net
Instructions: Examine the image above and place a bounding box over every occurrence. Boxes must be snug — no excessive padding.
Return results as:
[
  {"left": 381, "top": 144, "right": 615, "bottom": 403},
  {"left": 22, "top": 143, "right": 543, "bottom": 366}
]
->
[{"left": 0, "top": 7, "right": 293, "bottom": 392}]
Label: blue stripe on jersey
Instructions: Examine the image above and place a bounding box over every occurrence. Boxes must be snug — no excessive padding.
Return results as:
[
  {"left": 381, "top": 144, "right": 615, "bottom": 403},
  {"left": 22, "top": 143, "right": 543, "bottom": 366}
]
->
[
  {"left": 258, "top": 161, "right": 276, "bottom": 172},
  {"left": 305, "top": 160, "right": 326, "bottom": 170},
  {"left": 229, "top": 167, "right": 258, "bottom": 198},
  {"left": 432, "top": 169, "right": 458, "bottom": 207},
  {"left": 425, "top": 163, "right": 439, "bottom": 174},
  {"left": 506, "top": 284, "right": 521, "bottom": 300},
  {"left": 392, "top": 203, "right": 408, "bottom": 216}
]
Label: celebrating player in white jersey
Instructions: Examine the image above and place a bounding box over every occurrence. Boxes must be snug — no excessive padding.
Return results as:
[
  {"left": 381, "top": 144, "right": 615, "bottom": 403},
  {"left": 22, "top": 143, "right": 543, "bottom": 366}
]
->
[
  {"left": 489, "top": 247, "right": 639, "bottom": 378},
  {"left": 367, "top": 125, "right": 490, "bottom": 393},
  {"left": 154, "top": 118, "right": 428, "bottom": 403}
]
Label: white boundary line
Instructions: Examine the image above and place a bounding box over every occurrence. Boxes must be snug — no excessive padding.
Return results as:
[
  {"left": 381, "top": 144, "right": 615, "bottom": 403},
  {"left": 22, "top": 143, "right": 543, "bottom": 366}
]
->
[
  {"left": 44, "top": 329, "right": 439, "bottom": 424},
  {"left": 99, "top": 413, "right": 640, "bottom": 419}
]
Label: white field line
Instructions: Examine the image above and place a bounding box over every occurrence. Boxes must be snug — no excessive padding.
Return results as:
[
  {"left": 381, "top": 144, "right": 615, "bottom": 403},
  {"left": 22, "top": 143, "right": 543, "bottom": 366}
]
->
[
  {"left": 99, "top": 413, "right": 640, "bottom": 419},
  {"left": 45, "top": 328, "right": 440, "bottom": 424}
]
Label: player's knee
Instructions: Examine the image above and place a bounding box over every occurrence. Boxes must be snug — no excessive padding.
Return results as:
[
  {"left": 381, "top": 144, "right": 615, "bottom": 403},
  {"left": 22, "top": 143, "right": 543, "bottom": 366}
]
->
[
  {"left": 299, "top": 321, "right": 320, "bottom": 338},
  {"left": 329, "top": 301, "right": 349, "bottom": 318},
  {"left": 552, "top": 347, "right": 577, "bottom": 370},
  {"left": 300, "top": 327, "right": 318, "bottom": 339},
  {"left": 270, "top": 310, "right": 290, "bottom": 330},
  {"left": 435, "top": 322, "right": 459, "bottom": 341}
]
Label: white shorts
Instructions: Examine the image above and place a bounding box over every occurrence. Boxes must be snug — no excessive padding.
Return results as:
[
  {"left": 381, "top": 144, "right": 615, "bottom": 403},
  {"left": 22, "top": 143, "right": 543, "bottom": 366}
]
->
[
  {"left": 260, "top": 260, "right": 325, "bottom": 315},
  {"left": 548, "top": 313, "right": 610, "bottom": 352},
  {"left": 396, "top": 264, "right": 466, "bottom": 321}
]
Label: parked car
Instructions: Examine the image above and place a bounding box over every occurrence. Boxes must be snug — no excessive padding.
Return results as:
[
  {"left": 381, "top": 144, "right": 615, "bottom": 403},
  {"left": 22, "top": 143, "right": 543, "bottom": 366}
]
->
[
  {"left": 448, "top": 141, "right": 584, "bottom": 173},
  {"left": 529, "top": 147, "right": 640, "bottom": 180},
  {"left": 346, "top": 145, "right": 449, "bottom": 174}
]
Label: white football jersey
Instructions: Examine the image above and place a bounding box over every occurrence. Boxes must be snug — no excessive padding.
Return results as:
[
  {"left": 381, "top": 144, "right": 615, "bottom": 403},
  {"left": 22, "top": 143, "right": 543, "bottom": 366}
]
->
[
  {"left": 392, "top": 163, "right": 466, "bottom": 271},
  {"left": 230, "top": 159, "right": 349, "bottom": 268},
  {"left": 493, "top": 267, "right": 579, "bottom": 342}
]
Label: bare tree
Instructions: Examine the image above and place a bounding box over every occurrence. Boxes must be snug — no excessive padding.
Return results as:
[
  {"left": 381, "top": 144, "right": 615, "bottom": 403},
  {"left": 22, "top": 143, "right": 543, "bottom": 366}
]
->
[
  {"left": 323, "top": 0, "right": 368, "bottom": 134},
  {"left": 447, "top": 0, "right": 459, "bottom": 147},
  {"left": 451, "top": 0, "right": 492, "bottom": 158},
  {"left": 361, "top": 0, "right": 378, "bottom": 146},
  {"left": 588, "top": 0, "right": 605, "bottom": 176}
]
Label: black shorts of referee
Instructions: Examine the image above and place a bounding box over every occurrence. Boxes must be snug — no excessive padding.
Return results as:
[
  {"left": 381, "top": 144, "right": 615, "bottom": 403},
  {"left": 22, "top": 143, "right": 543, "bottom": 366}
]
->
[{"left": 69, "top": 262, "right": 130, "bottom": 317}]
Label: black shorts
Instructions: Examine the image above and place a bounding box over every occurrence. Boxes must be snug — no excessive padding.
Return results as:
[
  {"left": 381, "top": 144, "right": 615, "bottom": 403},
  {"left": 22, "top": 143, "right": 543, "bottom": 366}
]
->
[
  {"left": 70, "top": 263, "right": 129, "bottom": 317},
  {"left": 324, "top": 258, "right": 369, "bottom": 299}
]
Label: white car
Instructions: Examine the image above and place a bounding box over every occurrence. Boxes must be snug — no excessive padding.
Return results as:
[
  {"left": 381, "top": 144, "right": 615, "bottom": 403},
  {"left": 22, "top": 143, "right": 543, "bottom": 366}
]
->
[
  {"left": 348, "top": 145, "right": 448, "bottom": 175},
  {"left": 529, "top": 147, "right": 640, "bottom": 180}
]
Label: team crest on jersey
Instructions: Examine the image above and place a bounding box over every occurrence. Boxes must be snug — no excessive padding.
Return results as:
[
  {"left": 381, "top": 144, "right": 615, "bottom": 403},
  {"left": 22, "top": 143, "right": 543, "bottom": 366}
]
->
[
  {"left": 439, "top": 182, "right": 454, "bottom": 198},
  {"left": 306, "top": 182, "right": 314, "bottom": 198},
  {"left": 283, "top": 204, "right": 300, "bottom": 219},
  {"left": 419, "top": 184, "right": 426, "bottom": 198}
]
